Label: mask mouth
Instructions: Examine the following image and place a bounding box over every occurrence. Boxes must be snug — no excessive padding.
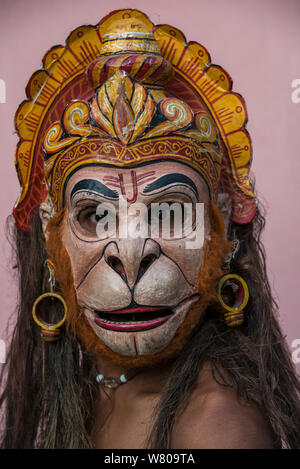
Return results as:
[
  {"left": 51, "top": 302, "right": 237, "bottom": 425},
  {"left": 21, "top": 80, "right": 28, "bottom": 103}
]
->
[{"left": 94, "top": 306, "right": 173, "bottom": 332}]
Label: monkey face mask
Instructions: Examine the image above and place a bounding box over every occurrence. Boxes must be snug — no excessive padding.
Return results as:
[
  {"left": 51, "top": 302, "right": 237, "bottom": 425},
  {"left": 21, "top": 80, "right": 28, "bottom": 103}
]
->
[{"left": 58, "top": 161, "right": 212, "bottom": 358}]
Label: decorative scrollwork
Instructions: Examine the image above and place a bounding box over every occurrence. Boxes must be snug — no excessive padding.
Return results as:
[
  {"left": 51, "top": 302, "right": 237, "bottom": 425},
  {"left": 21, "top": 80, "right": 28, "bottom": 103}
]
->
[
  {"left": 63, "top": 100, "right": 92, "bottom": 137},
  {"left": 144, "top": 98, "right": 193, "bottom": 139},
  {"left": 195, "top": 112, "right": 217, "bottom": 141},
  {"left": 43, "top": 121, "right": 78, "bottom": 154}
]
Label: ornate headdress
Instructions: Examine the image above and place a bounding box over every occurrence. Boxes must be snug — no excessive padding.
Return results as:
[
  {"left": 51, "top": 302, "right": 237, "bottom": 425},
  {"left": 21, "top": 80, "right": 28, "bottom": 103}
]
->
[{"left": 13, "top": 8, "right": 257, "bottom": 231}]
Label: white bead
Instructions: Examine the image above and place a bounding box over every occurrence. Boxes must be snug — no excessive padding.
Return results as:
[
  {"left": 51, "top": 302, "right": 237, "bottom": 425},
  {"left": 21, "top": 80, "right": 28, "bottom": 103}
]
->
[
  {"left": 120, "top": 374, "right": 127, "bottom": 383},
  {"left": 96, "top": 374, "right": 104, "bottom": 383}
]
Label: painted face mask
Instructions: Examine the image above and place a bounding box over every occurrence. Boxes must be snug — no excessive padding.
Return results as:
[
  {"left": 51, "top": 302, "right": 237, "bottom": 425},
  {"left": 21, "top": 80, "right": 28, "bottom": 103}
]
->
[
  {"left": 61, "top": 161, "right": 211, "bottom": 357},
  {"left": 13, "top": 9, "right": 256, "bottom": 365}
]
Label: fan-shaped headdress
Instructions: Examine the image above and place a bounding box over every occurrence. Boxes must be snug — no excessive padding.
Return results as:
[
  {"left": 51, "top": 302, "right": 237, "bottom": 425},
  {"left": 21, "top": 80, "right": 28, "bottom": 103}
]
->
[{"left": 13, "top": 8, "right": 256, "bottom": 231}]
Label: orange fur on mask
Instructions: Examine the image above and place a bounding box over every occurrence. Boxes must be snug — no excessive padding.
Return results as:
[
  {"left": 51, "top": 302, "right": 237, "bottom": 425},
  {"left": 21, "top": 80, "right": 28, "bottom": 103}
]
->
[{"left": 46, "top": 202, "right": 232, "bottom": 369}]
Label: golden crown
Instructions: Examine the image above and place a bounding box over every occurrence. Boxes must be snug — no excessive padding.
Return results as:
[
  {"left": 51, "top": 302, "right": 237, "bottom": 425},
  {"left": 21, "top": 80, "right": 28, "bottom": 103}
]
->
[{"left": 13, "top": 8, "right": 256, "bottom": 230}]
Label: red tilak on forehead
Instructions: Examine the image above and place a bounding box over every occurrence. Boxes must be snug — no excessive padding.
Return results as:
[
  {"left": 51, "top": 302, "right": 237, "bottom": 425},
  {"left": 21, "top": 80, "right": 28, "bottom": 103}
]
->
[
  {"left": 119, "top": 172, "right": 137, "bottom": 203},
  {"left": 102, "top": 170, "right": 157, "bottom": 203}
]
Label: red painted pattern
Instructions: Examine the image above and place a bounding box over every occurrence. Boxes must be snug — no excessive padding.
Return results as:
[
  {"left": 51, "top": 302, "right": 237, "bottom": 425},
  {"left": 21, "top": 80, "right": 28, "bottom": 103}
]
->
[{"left": 119, "top": 170, "right": 137, "bottom": 203}]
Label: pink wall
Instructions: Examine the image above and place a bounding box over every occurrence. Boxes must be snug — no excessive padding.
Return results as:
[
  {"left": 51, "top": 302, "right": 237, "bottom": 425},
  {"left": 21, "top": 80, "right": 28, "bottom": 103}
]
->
[{"left": 0, "top": 0, "right": 299, "bottom": 370}]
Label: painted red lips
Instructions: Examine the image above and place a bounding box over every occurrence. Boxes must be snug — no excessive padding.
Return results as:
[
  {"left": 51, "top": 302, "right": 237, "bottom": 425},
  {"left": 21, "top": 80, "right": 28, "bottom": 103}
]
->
[{"left": 94, "top": 306, "right": 172, "bottom": 332}]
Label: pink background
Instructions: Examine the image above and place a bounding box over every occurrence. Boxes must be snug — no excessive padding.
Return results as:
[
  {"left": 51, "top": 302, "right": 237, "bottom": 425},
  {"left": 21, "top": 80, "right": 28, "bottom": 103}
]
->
[{"left": 0, "top": 0, "right": 299, "bottom": 370}]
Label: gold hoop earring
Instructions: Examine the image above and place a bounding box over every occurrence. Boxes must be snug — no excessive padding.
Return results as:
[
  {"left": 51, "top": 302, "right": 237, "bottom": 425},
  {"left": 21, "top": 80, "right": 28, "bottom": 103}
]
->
[
  {"left": 32, "top": 259, "right": 67, "bottom": 341},
  {"left": 32, "top": 292, "right": 67, "bottom": 341},
  {"left": 217, "top": 273, "right": 249, "bottom": 327}
]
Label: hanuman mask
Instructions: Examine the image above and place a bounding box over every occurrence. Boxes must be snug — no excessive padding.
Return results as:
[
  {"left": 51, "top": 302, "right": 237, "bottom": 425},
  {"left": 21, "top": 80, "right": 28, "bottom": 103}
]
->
[{"left": 13, "top": 9, "right": 257, "bottom": 365}]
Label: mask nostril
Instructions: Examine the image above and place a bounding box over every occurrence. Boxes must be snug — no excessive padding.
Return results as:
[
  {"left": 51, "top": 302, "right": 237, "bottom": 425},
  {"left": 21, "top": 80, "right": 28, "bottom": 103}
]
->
[
  {"left": 107, "top": 256, "right": 126, "bottom": 279},
  {"left": 138, "top": 254, "right": 157, "bottom": 279}
]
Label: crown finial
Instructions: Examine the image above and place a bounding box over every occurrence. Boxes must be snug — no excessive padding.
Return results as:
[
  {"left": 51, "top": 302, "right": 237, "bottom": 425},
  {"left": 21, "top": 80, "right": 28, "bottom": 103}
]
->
[{"left": 87, "top": 15, "right": 174, "bottom": 90}]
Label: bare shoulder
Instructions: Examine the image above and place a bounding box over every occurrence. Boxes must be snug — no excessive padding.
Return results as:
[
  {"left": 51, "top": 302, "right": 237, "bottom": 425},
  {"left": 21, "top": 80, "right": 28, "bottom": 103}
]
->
[{"left": 171, "top": 364, "right": 275, "bottom": 449}]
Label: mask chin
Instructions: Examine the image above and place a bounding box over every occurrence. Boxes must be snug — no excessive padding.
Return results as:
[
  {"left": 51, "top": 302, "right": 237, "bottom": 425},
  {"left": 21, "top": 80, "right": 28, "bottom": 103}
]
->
[{"left": 45, "top": 202, "right": 231, "bottom": 370}]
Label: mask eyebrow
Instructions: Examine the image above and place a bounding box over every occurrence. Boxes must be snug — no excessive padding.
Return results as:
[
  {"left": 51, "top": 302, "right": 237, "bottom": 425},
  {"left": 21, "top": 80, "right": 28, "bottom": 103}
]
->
[
  {"left": 70, "top": 179, "right": 119, "bottom": 201},
  {"left": 143, "top": 173, "right": 198, "bottom": 198}
]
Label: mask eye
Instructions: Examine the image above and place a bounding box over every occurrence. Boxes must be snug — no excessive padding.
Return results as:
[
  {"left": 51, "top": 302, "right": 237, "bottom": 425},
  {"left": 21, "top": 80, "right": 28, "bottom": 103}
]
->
[
  {"left": 148, "top": 202, "right": 186, "bottom": 239},
  {"left": 72, "top": 201, "right": 117, "bottom": 241},
  {"left": 77, "top": 206, "right": 103, "bottom": 234},
  {"left": 147, "top": 200, "right": 197, "bottom": 240}
]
